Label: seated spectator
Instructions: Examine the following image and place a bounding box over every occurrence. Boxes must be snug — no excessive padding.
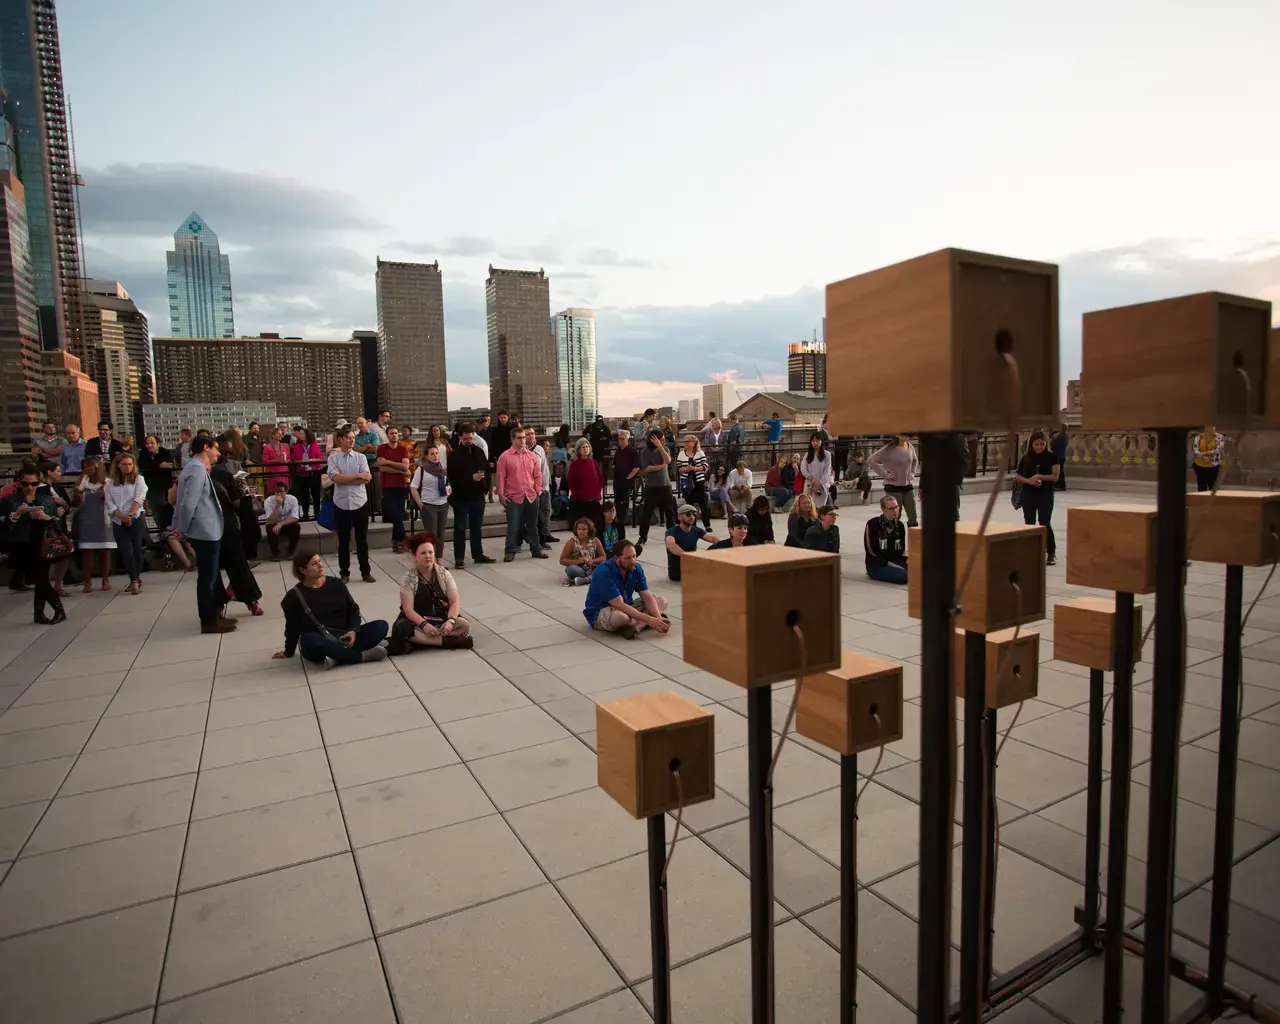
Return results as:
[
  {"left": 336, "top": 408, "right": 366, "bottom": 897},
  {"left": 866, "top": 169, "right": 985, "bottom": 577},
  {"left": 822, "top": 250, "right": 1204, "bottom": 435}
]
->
[
  {"left": 261, "top": 479, "right": 302, "bottom": 560},
  {"left": 745, "top": 495, "right": 774, "bottom": 544},
  {"left": 550, "top": 461, "right": 570, "bottom": 518},
  {"left": 583, "top": 539, "right": 670, "bottom": 638},
  {"left": 729, "top": 461, "right": 753, "bottom": 508},
  {"left": 599, "top": 499, "right": 628, "bottom": 554},
  {"left": 560, "top": 517, "right": 607, "bottom": 585},
  {"left": 864, "top": 494, "right": 908, "bottom": 584},
  {"left": 803, "top": 504, "right": 841, "bottom": 552},
  {"left": 709, "top": 513, "right": 759, "bottom": 550},
  {"left": 766, "top": 455, "right": 793, "bottom": 509},
  {"left": 388, "top": 532, "right": 473, "bottom": 653},
  {"left": 785, "top": 493, "right": 818, "bottom": 547},
  {"left": 273, "top": 549, "right": 389, "bottom": 669},
  {"left": 665, "top": 503, "right": 719, "bottom": 581},
  {"left": 708, "top": 464, "right": 732, "bottom": 515}
]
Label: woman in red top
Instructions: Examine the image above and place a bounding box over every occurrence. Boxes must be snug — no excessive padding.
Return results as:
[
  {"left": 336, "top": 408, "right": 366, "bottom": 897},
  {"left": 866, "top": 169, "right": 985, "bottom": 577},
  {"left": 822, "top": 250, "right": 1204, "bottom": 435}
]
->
[
  {"left": 566, "top": 438, "right": 604, "bottom": 535},
  {"left": 289, "top": 427, "right": 324, "bottom": 519},
  {"left": 261, "top": 426, "right": 291, "bottom": 493}
]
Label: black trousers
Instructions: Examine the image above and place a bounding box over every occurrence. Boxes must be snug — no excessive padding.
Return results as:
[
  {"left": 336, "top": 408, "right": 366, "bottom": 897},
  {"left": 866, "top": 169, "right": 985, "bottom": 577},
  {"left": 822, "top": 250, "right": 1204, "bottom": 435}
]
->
[
  {"left": 686, "top": 482, "right": 712, "bottom": 530},
  {"left": 11, "top": 540, "right": 60, "bottom": 617},
  {"left": 1021, "top": 487, "right": 1056, "bottom": 556},
  {"left": 334, "top": 504, "right": 370, "bottom": 576},
  {"left": 265, "top": 522, "right": 301, "bottom": 558},
  {"left": 292, "top": 475, "right": 321, "bottom": 518},
  {"left": 1193, "top": 464, "right": 1219, "bottom": 492},
  {"left": 637, "top": 487, "right": 674, "bottom": 542}
]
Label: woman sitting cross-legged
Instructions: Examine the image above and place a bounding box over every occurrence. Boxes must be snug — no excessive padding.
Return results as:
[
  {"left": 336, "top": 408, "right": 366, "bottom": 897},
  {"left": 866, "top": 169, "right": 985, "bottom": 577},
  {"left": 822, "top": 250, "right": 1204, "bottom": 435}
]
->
[
  {"left": 560, "top": 517, "right": 607, "bottom": 585},
  {"left": 388, "top": 532, "right": 473, "bottom": 654},
  {"left": 273, "top": 549, "right": 390, "bottom": 669},
  {"left": 864, "top": 494, "right": 909, "bottom": 584}
]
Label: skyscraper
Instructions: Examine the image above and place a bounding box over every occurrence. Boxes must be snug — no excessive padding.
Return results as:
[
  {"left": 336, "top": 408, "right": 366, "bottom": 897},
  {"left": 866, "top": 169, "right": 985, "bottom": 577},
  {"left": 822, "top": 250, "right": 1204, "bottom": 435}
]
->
[
  {"left": 0, "top": 0, "right": 83, "bottom": 357},
  {"left": 351, "top": 329, "right": 379, "bottom": 418},
  {"left": 82, "top": 279, "right": 151, "bottom": 434},
  {"left": 552, "top": 307, "right": 597, "bottom": 431},
  {"left": 374, "top": 259, "right": 447, "bottom": 427},
  {"left": 702, "top": 380, "right": 739, "bottom": 422},
  {"left": 40, "top": 348, "right": 97, "bottom": 431},
  {"left": 166, "top": 212, "right": 235, "bottom": 338},
  {"left": 787, "top": 340, "right": 827, "bottom": 394},
  {"left": 0, "top": 147, "right": 44, "bottom": 447},
  {"left": 486, "top": 266, "right": 559, "bottom": 428}
]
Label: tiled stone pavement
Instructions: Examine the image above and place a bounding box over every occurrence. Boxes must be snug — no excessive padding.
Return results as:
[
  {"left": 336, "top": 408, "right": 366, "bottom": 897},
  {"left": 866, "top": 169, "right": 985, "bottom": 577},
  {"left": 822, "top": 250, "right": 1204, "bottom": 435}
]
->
[{"left": 0, "top": 487, "right": 1278, "bottom": 1022}]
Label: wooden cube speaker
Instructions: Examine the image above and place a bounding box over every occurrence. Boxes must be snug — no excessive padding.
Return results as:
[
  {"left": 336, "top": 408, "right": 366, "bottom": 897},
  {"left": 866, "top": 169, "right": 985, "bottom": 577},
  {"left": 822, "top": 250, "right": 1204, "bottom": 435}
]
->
[
  {"left": 1066, "top": 504, "right": 1158, "bottom": 594},
  {"left": 907, "top": 522, "right": 1046, "bottom": 633},
  {"left": 826, "top": 247, "right": 1059, "bottom": 434},
  {"left": 1083, "top": 292, "right": 1271, "bottom": 429},
  {"left": 1187, "top": 491, "right": 1280, "bottom": 567},
  {"left": 796, "top": 651, "right": 904, "bottom": 756},
  {"left": 596, "top": 692, "right": 715, "bottom": 819},
  {"left": 1054, "top": 597, "right": 1143, "bottom": 672},
  {"left": 952, "top": 628, "right": 1040, "bottom": 709},
  {"left": 681, "top": 546, "right": 841, "bottom": 687},
  {"left": 1269, "top": 327, "right": 1279, "bottom": 427}
]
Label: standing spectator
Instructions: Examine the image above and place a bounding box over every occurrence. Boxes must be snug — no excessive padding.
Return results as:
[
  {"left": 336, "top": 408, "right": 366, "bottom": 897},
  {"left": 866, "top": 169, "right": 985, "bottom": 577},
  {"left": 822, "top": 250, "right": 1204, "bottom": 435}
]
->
[
  {"left": 445, "top": 424, "right": 494, "bottom": 569},
  {"left": 864, "top": 494, "right": 909, "bottom": 584},
  {"left": 867, "top": 435, "right": 920, "bottom": 528},
  {"left": 211, "top": 464, "right": 264, "bottom": 617},
  {"left": 106, "top": 453, "right": 148, "bottom": 594},
  {"left": 850, "top": 449, "right": 873, "bottom": 505},
  {"left": 261, "top": 479, "right": 302, "bottom": 560},
  {"left": 371, "top": 410, "right": 392, "bottom": 444},
  {"left": 665, "top": 503, "right": 718, "bottom": 581},
  {"left": 636, "top": 428, "right": 674, "bottom": 546},
  {"left": 376, "top": 425, "right": 412, "bottom": 551},
  {"left": 214, "top": 432, "right": 261, "bottom": 562},
  {"left": 728, "top": 461, "right": 753, "bottom": 510},
  {"left": 327, "top": 426, "right": 376, "bottom": 583},
  {"left": 746, "top": 495, "right": 775, "bottom": 544},
  {"left": 31, "top": 421, "right": 62, "bottom": 460},
  {"left": 74, "top": 457, "right": 115, "bottom": 591},
  {"left": 1191, "top": 426, "right": 1225, "bottom": 492},
  {"left": 118, "top": 434, "right": 137, "bottom": 457},
  {"left": 388, "top": 533, "right": 473, "bottom": 653},
  {"left": 710, "top": 512, "right": 758, "bottom": 550},
  {"left": 567, "top": 438, "right": 605, "bottom": 535},
  {"left": 427, "top": 425, "right": 451, "bottom": 471},
  {"left": 804, "top": 505, "right": 841, "bottom": 552},
  {"left": 726, "top": 414, "right": 745, "bottom": 469},
  {"left": 798, "top": 432, "right": 834, "bottom": 504},
  {"left": 353, "top": 416, "right": 383, "bottom": 520},
  {"left": 560, "top": 517, "right": 607, "bottom": 585},
  {"left": 703, "top": 416, "right": 723, "bottom": 447},
  {"left": 497, "top": 427, "right": 547, "bottom": 562},
  {"left": 766, "top": 455, "right": 793, "bottom": 510},
  {"left": 612, "top": 430, "right": 640, "bottom": 525},
  {"left": 84, "top": 421, "right": 122, "bottom": 463},
  {"left": 487, "top": 411, "right": 514, "bottom": 503},
  {"left": 1050, "top": 426, "right": 1068, "bottom": 491},
  {"left": 764, "top": 412, "right": 784, "bottom": 457},
  {"left": 245, "top": 423, "right": 264, "bottom": 464},
  {"left": 1, "top": 466, "right": 66, "bottom": 621},
  {"left": 1016, "top": 429, "right": 1060, "bottom": 566},
  {"left": 676, "top": 434, "right": 712, "bottom": 529},
  {"left": 411, "top": 444, "right": 450, "bottom": 556},
  {"left": 273, "top": 550, "right": 389, "bottom": 669},
  {"left": 173, "top": 436, "right": 233, "bottom": 633},
  {"left": 583, "top": 539, "right": 670, "bottom": 638},
  {"left": 553, "top": 423, "right": 571, "bottom": 461},
  {"left": 290, "top": 427, "right": 324, "bottom": 519},
  {"left": 60, "top": 424, "right": 86, "bottom": 477},
  {"left": 586, "top": 415, "right": 612, "bottom": 467},
  {"left": 261, "top": 426, "right": 291, "bottom": 493},
  {"left": 786, "top": 493, "right": 818, "bottom": 548},
  {"left": 520, "top": 426, "right": 556, "bottom": 547},
  {"left": 138, "top": 435, "right": 176, "bottom": 520},
  {"left": 174, "top": 427, "right": 194, "bottom": 469}
]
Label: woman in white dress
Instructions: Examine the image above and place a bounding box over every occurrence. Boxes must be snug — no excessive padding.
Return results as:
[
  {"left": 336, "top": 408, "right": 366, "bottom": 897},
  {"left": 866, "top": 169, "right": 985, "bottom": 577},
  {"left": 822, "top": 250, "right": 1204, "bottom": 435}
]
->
[{"left": 75, "top": 457, "right": 116, "bottom": 591}]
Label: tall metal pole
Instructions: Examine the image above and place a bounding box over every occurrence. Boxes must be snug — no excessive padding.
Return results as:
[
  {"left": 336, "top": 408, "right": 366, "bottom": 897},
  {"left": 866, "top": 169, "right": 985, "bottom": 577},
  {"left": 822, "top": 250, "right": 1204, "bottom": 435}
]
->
[
  {"left": 747, "top": 684, "right": 774, "bottom": 1024},
  {"left": 841, "top": 752, "right": 858, "bottom": 1024},
  {"left": 1103, "top": 591, "right": 1136, "bottom": 1024},
  {"left": 1082, "top": 667, "right": 1106, "bottom": 945},
  {"left": 647, "top": 813, "right": 671, "bottom": 1024},
  {"left": 960, "top": 630, "right": 988, "bottom": 1024}
]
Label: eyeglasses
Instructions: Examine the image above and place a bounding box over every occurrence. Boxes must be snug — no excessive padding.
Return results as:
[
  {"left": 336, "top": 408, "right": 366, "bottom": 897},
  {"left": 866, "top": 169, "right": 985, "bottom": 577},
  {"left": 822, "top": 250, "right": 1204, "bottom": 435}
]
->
[{"left": 18, "top": 482, "right": 37, "bottom": 488}]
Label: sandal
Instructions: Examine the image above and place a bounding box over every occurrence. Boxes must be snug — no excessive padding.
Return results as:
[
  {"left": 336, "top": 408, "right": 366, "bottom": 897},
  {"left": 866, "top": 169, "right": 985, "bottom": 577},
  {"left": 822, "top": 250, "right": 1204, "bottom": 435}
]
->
[
  {"left": 101, "top": 580, "right": 111, "bottom": 591},
  {"left": 249, "top": 601, "right": 263, "bottom": 616},
  {"left": 128, "top": 581, "right": 141, "bottom": 595},
  {"left": 82, "top": 582, "right": 92, "bottom": 594}
]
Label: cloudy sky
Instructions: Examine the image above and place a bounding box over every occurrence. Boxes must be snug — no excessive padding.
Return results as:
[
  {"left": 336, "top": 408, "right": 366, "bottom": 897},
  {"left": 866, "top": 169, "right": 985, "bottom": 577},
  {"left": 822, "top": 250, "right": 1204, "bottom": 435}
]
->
[{"left": 62, "top": 0, "right": 1278, "bottom": 414}]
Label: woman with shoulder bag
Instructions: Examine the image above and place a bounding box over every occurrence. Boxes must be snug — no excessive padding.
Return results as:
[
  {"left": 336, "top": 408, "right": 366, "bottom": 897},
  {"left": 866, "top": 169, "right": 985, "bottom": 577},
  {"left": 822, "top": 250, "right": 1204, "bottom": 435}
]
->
[
  {"left": 0, "top": 464, "right": 68, "bottom": 622},
  {"left": 388, "top": 533, "right": 472, "bottom": 654},
  {"left": 274, "top": 549, "right": 389, "bottom": 668}
]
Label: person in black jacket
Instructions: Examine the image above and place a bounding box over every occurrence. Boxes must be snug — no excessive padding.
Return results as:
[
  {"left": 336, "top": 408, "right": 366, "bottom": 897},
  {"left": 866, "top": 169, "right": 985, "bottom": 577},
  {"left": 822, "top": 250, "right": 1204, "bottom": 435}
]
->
[
  {"left": 272, "top": 549, "right": 389, "bottom": 668},
  {"left": 585, "top": 415, "right": 612, "bottom": 466},
  {"left": 864, "top": 494, "right": 908, "bottom": 584},
  {"left": 745, "top": 495, "right": 774, "bottom": 544},
  {"left": 444, "top": 424, "right": 495, "bottom": 569},
  {"left": 803, "top": 504, "right": 840, "bottom": 553}
]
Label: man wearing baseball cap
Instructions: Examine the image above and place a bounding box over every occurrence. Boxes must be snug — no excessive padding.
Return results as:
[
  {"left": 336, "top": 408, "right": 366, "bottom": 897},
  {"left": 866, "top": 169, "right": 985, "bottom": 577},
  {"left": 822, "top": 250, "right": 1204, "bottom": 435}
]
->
[
  {"left": 664, "top": 503, "right": 719, "bottom": 581},
  {"left": 803, "top": 504, "right": 841, "bottom": 553},
  {"left": 709, "top": 512, "right": 758, "bottom": 550}
]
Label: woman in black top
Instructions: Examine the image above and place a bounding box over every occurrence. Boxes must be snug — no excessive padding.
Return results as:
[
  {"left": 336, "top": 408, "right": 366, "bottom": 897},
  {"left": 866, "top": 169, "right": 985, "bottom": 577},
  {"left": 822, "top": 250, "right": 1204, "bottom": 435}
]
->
[
  {"left": 746, "top": 495, "right": 774, "bottom": 544},
  {"left": 273, "top": 549, "right": 390, "bottom": 668},
  {"left": 1016, "top": 429, "right": 1061, "bottom": 565},
  {"left": 864, "top": 494, "right": 908, "bottom": 584}
]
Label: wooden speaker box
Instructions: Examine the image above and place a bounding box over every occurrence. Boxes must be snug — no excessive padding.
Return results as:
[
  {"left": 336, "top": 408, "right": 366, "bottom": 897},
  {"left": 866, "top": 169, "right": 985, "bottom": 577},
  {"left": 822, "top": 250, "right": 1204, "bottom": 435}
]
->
[
  {"left": 1054, "top": 597, "right": 1143, "bottom": 672},
  {"left": 1187, "top": 491, "right": 1280, "bottom": 567},
  {"left": 825, "top": 248, "right": 1059, "bottom": 434},
  {"left": 1083, "top": 292, "right": 1271, "bottom": 429},
  {"left": 1066, "top": 505, "right": 1158, "bottom": 595},
  {"left": 1269, "top": 327, "right": 1280, "bottom": 427},
  {"left": 681, "top": 546, "right": 841, "bottom": 688},
  {"left": 952, "top": 628, "right": 1040, "bottom": 709},
  {"left": 907, "top": 522, "right": 1046, "bottom": 633},
  {"left": 796, "top": 651, "right": 904, "bottom": 756},
  {"left": 596, "top": 692, "right": 715, "bottom": 819}
]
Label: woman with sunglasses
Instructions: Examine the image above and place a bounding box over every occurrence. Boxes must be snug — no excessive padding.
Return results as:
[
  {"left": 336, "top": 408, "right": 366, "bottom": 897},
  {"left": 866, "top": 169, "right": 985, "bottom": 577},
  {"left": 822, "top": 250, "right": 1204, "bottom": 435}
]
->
[{"left": 1, "top": 467, "right": 67, "bottom": 622}]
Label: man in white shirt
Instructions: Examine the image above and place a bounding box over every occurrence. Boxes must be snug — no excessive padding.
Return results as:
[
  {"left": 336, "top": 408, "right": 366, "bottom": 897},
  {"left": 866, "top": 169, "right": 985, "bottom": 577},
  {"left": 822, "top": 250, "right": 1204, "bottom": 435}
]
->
[
  {"left": 260, "top": 479, "right": 302, "bottom": 560},
  {"left": 326, "top": 425, "right": 375, "bottom": 583}
]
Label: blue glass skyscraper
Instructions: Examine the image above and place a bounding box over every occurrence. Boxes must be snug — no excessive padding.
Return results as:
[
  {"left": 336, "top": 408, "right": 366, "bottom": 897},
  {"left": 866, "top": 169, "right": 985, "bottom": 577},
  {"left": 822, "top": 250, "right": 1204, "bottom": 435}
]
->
[
  {"left": 553, "top": 307, "right": 597, "bottom": 431},
  {"left": 166, "top": 211, "right": 235, "bottom": 338}
]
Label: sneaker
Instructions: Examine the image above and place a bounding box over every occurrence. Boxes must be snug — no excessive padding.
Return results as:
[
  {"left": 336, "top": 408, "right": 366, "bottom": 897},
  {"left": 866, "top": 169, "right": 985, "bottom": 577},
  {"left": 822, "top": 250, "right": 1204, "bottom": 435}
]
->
[
  {"left": 455, "top": 559, "right": 466, "bottom": 570},
  {"left": 1046, "top": 554, "right": 1057, "bottom": 566},
  {"left": 201, "top": 620, "right": 237, "bottom": 634},
  {"left": 361, "top": 646, "right": 388, "bottom": 664},
  {"left": 574, "top": 575, "right": 589, "bottom": 586},
  {"left": 619, "top": 624, "right": 638, "bottom": 639},
  {"left": 339, "top": 573, "right": 350, "bottom": 584},
  {"left": 474, "top": 555, "right": 496, "bottom": 564},
  {"left": 503, "top": 553, "right": 515, "bottom": 562}
]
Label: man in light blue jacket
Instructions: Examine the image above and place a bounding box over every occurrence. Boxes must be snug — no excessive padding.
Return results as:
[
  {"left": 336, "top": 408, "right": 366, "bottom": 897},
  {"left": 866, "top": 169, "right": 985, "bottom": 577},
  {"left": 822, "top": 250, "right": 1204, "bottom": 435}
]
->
[{"left": 173, "top": 435, "right": 233, "bottom": 633}]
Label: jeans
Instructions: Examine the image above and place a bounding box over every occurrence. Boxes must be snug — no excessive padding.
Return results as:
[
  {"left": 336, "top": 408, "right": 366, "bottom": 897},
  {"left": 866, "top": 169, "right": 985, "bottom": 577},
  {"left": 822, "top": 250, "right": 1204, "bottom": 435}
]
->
[
  {"left": 613, "top": 479, "right": 632, "bottom": 524},
  {"left": 265, "top": 522, "right": 301, "bottom": 558},
  {"left": 382, "top": 487, "right": 408, "bottom": 542},
  {"left": 334, "top": 504, "right": 370, "bottom": 576},
  {"left": 298, "top": 620, "right": 390, "bottom": 666},
  {"left": 538, "top": 490, "right": 553, "bottom": 540},
  {"left": 190, "top": 538, "right": 222, "bottom": 624},
  {"left": 453, "top": 498, "right": 486, "bottom": 561},
  {"left": 867, "top": 557, "right": 909, "bottom": 585},
  {"left": 418, "top": 503, "right": 448, "bottom": 554},
  {"left": 504, "top": 499, "right": 541, "bottom": 555},
  {"left": 637, "top": 487, "right": 673, "bottom": 543},
  {"left": 1021, "top": 487, "right": 1056, "bottom": 555},
  {"left": 111, "top": 517, "right": 149, "bottom": 582},
  {"left": 565, "top": 564, "right": 593, "bottom": 583},
  {"left": 884, "top": 485, "right": 918, "bottom": 527},
  {"left": 772, "top": 487, "right": 793, "bottom": 510}
]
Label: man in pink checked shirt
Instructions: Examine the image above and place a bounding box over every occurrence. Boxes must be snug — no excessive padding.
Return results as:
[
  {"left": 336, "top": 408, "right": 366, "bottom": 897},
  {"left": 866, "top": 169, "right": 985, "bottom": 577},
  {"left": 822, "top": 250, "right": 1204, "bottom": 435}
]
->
[{"left": 496, "top": 427, "right": 549, "bottom": 562}]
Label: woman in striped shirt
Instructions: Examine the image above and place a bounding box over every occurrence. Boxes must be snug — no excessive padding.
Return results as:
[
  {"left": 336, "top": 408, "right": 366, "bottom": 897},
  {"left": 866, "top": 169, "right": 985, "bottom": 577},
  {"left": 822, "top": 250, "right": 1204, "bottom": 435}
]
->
[
  {"left": 1190, "top": 426, "right": 1225, "bottom": 492},
  {"left": 676, "top": 434, "right": 712, "bottom": 529}
]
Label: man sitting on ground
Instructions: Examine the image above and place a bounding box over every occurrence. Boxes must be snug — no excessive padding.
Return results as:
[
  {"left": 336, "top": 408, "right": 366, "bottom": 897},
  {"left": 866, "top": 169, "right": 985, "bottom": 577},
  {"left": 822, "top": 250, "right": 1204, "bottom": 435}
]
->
[
  {"left": 665, "top": 502, "right": 719, "bottom": 581},
  {"left": 864, "top": 494, "right": 908, "bottom": 584},
  {"left": 583, "top": 539, "right": 669, "bottom": 638},
  {"left": 803, "top": 504, "right": 841, "bottom": 553}
]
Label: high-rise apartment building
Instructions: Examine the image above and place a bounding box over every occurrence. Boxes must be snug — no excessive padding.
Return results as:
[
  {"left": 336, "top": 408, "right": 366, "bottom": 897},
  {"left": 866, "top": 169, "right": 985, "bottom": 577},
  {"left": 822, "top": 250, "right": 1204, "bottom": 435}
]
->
[
  {"left": 40, "top": 348, "right": 96, "bottom": 430},
  {"left": 351, "top": 329, "right": 379, "bottom": 418},
  {"left": 486, "top": 266, "right": 558, "bottom": 428},
  {"left": 143, "top": 402, "right": 278, "bottom": 446},
  {"left": 99, "top": 332, "right": 135, "bottom": 433},
  {"left": 0, "top": 0, "right": 83, "bottom": 357},
  {"left": 83, "top": 279, "right": 152, "bottom": 402},
  {"left": 787, "top": 340, "right": 827, "bottom": 394},
  {"left": 677, "top": 398, "right": 700, "bottom": 423},
  {"left": 166, "top": 212, "right": 235, "bottom": 338},
  {"left": 702, "top": 380, "right": 738, "bottom": 423},
  {"left": 374, "top": 259, "right": 447, "bottom": 427},
  {"left": 0, "top": 155, "right": 43, "bottom": 448},
  {"left": 552, "top": 307, "right": 597, "bottom": 431},
  {"left": 154, "top": 334, "right": 361, "bottom": 431}
]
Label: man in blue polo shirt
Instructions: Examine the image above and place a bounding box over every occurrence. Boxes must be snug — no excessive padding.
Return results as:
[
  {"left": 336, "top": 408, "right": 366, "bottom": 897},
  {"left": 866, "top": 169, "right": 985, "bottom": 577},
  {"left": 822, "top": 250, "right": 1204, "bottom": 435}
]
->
[
  {"left": 665, "top": 503, "right": 719, "bottom": 581},
  {"left": 583, "top": 539, "right": 669, "bottom": 638}
]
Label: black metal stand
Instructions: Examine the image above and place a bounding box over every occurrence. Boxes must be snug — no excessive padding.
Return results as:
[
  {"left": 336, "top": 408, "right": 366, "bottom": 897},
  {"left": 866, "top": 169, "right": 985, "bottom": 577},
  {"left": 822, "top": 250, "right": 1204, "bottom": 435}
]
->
[
  {"left": 960, "top": 630, "right": 990, "bottom": 1023},
  {"left": 1103, "top": 590, "right": 1136, "bottom": 1024},
  {"left": 918, "top": 433, "right": 958, "bottom": 1023},
  {"left": 1082, "top": 668, "right": 1106, "bottom": 945},
  {"left": 841, "top": 752, "right": 858, "bottom": 1024},
  {"left": 747, "top": 684, "right": 773, "bottom": 1024},
  {"left": 1207, "top": 564, "right": 1244, "bottom": 1014},
  {"left": 1142, "top": 427, "right": 1189, "bottom": 1022},
  {"left": 648, "top": 813, "right": 671, "bottom": 1024}
]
